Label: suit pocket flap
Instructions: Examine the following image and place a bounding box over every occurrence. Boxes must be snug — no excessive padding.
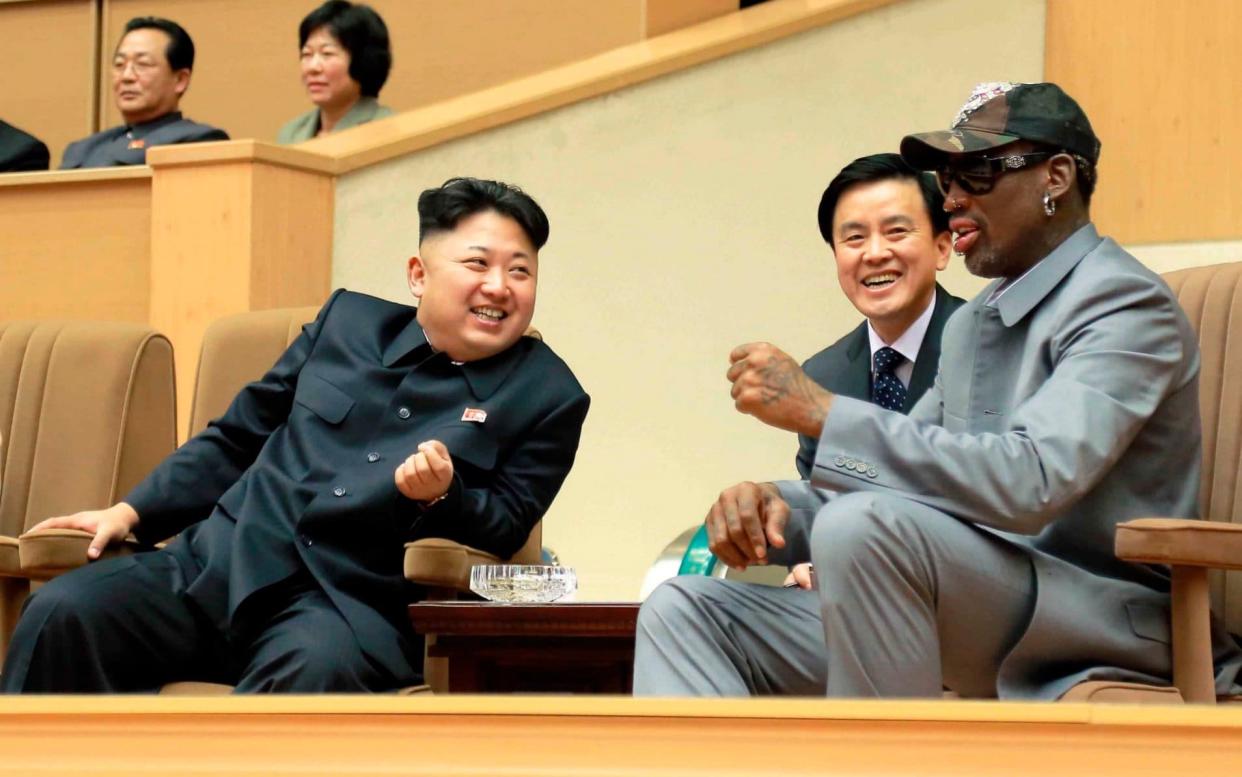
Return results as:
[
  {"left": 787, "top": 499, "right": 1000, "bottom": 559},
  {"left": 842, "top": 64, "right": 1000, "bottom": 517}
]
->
[
  {"left": 1125, "top": 601, "right": 1171, "bottom": 644},
  {"left": 425, "top": 423, "right": 498, "bottom": 470},
  {"left": 294, "top": 373, "right": 355, "bottom": 424}
]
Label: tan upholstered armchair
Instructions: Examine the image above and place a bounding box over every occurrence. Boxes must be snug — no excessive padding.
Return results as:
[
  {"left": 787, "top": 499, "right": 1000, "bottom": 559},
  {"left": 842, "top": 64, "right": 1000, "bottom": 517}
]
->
[
  {"left": 0, "top": 321, "right": 176, "bottom": 665},
  {"left": 1060, "top": 261, "right": 1242, "bottom": 704}
]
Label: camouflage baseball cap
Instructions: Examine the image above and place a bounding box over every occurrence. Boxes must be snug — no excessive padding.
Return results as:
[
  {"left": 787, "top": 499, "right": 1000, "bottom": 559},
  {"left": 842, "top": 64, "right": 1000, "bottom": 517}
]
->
[{"left": 900, "top": 82, "right": 1101, "bottom": 170}]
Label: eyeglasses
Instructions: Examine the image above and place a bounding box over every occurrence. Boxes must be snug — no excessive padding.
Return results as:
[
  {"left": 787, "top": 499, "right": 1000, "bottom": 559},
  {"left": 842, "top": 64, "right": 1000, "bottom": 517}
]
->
[{"left": 934, "top": 151, "right": 1056, "bottom": 196}]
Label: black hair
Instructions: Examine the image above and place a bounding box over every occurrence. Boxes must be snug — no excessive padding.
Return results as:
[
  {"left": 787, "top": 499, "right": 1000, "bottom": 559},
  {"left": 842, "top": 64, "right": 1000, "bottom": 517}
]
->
[
  {"left": 816, "top": 153, "right": 949, "bottom": 248},
  {"left": 298, "top": 1, "right": 391, "bottom": 98},
  {"left": 418, "top": 178, "right": 550, "bottom": 250},
  {"left": 122, "top": 17, "right": 195, "bottom": 71},
  {"left": 1068, "top": 152, "right": 1096, "bottom": 206}
]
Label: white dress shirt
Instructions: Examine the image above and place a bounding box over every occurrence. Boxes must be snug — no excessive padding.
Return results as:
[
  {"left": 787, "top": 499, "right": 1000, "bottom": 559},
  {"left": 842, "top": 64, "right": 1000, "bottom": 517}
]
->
[{"left": 865, "top": 289, "right": 938, "bottom": 388}]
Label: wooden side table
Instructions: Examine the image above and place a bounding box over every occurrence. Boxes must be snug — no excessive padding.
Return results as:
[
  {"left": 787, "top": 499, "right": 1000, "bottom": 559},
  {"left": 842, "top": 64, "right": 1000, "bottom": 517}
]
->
[{"left": 408, "top": 601, "right": 640, "bottom": 694}]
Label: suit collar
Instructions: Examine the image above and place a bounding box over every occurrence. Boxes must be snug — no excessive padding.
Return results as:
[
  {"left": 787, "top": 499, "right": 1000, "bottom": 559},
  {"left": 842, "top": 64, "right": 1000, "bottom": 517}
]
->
[
  {"left": 382, "top": 315, "right": 525, "bottom": 400},
  {"left": 127, "top": 111, "right": 183, "bottom": 136},
  {"left": 993, "top": 223, "right": 1102, "bottom": 327},
  {"left": 337, "top": 97, "right": 384, "bottom": 131},
  {"left": 904, "top": 284, "right": 957, "bottom": 408}
]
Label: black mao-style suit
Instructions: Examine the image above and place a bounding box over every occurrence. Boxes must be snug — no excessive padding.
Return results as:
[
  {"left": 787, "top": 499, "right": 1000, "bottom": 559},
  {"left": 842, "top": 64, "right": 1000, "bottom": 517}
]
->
[
  {"left": 795, "top": 285, "right": 964, "bottom": 478},
  {"left": 2, "top": 290, "right": 590, "bottom": 692}
]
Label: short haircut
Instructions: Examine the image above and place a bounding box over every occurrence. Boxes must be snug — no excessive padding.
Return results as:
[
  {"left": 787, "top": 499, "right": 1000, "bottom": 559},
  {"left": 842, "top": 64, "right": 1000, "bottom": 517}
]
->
[
  {"left": 298, "top": 1, "right": 392, "bottom": 98},
  {"left": 418, "top": 178, "right": 550, "bottom": 250},
  {"left": 816, "top": 153, "right": 949, "bottom": 248},
  {"left": 122, "top": 17, "right": 195, "bottom": 71}
]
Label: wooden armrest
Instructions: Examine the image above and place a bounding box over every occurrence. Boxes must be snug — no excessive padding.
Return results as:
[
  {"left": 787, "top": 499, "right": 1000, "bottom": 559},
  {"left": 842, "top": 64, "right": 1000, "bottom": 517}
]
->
[
  {"left": 0, "top": 535, "right": 20, "bottom": 578},
  {"left": 17, "top": 528, "right": 148, "bottom": 580},
  {"left": 404, "top": 538, "right": 503, "bottom": 590},
  {"left": 1115, "top": 518, "right": 1242, "bottom": 571}
]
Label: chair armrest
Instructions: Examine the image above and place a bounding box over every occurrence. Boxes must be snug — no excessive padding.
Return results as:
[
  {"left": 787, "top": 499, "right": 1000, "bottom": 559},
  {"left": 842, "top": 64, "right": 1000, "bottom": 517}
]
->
[
  {"left": 404, "top": 538, "right": 505, "bottom": 591},
  {"left": 18, "top": 528, "right": 147, "bottom": 580},
  {"left": 0, "top": 535, "right": 20, "bottom": 578},
  {"left": 1115, "top": 518, "right": 1242, "bottom": 571}
]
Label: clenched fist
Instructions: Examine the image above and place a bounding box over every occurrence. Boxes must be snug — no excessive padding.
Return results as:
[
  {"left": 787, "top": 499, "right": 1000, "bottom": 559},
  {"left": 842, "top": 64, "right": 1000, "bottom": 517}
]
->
[
  {"left": 727, "top": 342, "right": 833, "bottom": 437},
  {"left": 394, "top": 440, "right": 453, "bottom": 503}
]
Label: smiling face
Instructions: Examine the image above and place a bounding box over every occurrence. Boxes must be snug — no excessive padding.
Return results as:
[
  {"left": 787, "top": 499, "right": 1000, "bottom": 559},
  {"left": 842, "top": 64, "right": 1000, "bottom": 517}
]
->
[
  {"left": 831, "top": 178, "right": 952, "bottom": 343},
  {"left": 112, "top": 28, "right": 189, "bottom": 125},
  {"left": 407, "top": 210, "right": 538, "bottom": 362},
  {"left": 300, "top": 26, "right": 361, "bottom": 112}
]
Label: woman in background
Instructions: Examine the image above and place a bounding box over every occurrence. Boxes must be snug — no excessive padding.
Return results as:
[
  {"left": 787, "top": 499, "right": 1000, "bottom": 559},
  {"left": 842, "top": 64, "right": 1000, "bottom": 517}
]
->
[{"left": 278, "top": 1, "right": 392, "bottom": 144}]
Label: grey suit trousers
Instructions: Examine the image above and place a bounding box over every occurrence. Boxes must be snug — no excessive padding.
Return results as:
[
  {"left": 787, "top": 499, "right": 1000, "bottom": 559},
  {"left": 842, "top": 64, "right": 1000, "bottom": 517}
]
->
[{"left": 633, "top": 492, "right": 1037, "bottom": 697}]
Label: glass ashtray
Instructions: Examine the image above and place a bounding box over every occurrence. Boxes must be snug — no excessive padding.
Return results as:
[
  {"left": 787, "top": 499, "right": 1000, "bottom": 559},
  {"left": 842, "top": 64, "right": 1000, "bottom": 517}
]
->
[{"left": 469, "top": 564, "right": 577, "bottom": 603}]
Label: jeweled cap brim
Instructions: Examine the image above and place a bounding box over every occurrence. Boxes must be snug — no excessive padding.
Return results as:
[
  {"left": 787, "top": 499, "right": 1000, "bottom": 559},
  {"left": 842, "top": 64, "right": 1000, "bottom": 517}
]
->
[{"left": 900, "top": 128, "right": 1020, "bottom": 170}]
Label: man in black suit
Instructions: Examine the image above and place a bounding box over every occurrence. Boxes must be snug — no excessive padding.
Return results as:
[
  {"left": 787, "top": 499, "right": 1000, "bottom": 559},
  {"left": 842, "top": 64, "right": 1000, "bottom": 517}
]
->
[
  {"left": 794, "top": 153, "right": 965, "bottom": 478},
  {"left": 60, "top": 17, "right": 227, "bottom": 169},
  {"left": 2, "top": 177, "right": 590, "bottom": 693},
  {"left": 0, "top": 120, "right": 49, "bottom": 172}
]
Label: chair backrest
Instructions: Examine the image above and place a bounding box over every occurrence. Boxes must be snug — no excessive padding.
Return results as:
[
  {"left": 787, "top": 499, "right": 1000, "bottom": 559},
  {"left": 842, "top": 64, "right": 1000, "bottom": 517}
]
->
[
  {"left": 189, "top": 307, "right": 545, "bottom": 564},
  {"left": 0, "top": 320, "right": 176, "bottom": 538},
  {"left": 188, "top": 307, "right": 319, "bottom": 437},
  {"left": 1162, "top": 262, "right": 1242, "bottom": 633}
]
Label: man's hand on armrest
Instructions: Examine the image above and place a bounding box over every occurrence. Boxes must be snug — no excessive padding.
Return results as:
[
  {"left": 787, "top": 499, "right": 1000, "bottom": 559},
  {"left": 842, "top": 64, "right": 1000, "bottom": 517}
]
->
[
  {"left": 706, "top": 481, "right": 790, "bottom": 571},
  {"left": 395, "top": 440, "right": 454, "bottom": 505},
  {"left": 27, "top": 502, "right": 140, "bottom": 560}
]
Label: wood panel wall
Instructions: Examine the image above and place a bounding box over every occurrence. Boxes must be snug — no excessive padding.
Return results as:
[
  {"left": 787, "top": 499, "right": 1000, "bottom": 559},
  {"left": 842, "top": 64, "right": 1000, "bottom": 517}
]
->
[
  {"left": 0, "top": 169, "right": 152, "bottom": 323},
  {"left": 1046, "top": 0, "right": 1242, "bottom": 244},
  {"left": 0, "top": 0, "right": 97, "bottom": 168}
]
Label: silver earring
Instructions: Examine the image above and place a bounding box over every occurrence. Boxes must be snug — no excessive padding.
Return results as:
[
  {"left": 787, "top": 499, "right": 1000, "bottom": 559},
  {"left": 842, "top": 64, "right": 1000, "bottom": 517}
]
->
[{"left": 1043, "top": 191, "right": 1056, "bottom": 217}]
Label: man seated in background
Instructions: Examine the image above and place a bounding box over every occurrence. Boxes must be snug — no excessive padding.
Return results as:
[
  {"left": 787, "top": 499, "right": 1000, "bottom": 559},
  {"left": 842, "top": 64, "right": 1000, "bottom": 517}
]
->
[
  {"left": 2, "top": 177, "right": 590, "bottom": 693},
  {"left": 635, "top": 82, "right": 1242, "bottom": 699},
  {"left": 794, "top": 153, "right": 964, "bottom": 479},
  {"left": 0, "top": 119, "right": 49, "bottom": 172},
  {"left": 61, "top": 17, "right": 227, "bottom": 169}
]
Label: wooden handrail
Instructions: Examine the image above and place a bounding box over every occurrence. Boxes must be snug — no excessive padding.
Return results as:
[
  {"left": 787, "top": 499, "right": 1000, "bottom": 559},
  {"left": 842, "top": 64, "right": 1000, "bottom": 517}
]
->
[{"left": 288, "top": 0, "right": 899, "bottom": 175}]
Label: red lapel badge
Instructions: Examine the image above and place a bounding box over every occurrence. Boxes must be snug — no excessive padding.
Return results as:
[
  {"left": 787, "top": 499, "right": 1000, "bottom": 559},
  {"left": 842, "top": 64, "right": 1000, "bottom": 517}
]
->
[
  {"left": 461, "top": 408, "right": 487, "bottom": 423},
  {"left": 127, "top": 138, "right": 146, "bottom": 150}
]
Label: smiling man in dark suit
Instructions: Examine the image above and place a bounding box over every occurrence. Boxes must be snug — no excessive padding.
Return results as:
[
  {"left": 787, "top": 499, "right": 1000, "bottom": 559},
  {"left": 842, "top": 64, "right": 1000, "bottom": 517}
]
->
[
  {"left": 794, "top": 153, "right": 964, "bottom": 479},
  {"left": 2, "top": 177, "right": 589, "bottom": 693}
]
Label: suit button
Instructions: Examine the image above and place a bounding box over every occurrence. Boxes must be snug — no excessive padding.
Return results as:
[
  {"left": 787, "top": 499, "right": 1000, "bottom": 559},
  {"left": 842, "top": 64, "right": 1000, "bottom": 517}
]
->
[
  {"left": 301, "top": 534, "right": 312, "bottom": 547},
  {"left": 366, "top": 452, "right": 381, "bottom": 463},
  {"left": 397, "top": 407, "right": 411, "bottom": 419},
  {"left": 834, "top": 455, "right": 845, "bottom": 467},
  {"left": 844, "top": 458, "right": 856, "bottom": 469},
  {"left": 332, "top": 486, "right": 347, "bottom": 497},
  {"left": 866, "top": 467, "right": 878, "bottom": 478}
]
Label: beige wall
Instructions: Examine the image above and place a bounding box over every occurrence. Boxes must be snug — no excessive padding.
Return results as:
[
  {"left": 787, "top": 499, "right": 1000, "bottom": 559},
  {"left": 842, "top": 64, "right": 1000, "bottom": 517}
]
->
[{"left": 332, "top": 0, "right": 1044, "bottom": 600}]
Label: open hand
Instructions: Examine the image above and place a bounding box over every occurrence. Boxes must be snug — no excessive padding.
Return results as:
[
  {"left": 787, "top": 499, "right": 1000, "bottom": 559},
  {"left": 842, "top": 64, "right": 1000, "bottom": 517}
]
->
[
  {"left": 394, "top": 440, "right": 454, "bottom": 503},
  {"left": 27, "top": 502, "right": 140, "bottom": 560}
]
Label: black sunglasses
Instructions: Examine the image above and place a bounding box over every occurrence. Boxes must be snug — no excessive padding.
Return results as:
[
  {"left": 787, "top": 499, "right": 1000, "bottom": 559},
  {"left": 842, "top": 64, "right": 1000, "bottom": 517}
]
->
[{"left": 935, "top": 151, "right": 1057, "bottom": 196}]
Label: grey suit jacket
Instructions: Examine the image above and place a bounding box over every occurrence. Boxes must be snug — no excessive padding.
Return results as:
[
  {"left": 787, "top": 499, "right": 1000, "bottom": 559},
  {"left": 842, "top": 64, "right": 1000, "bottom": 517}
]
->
[
  {"left": 779, "top": 224, "right": 1242, "bottom": 699},
  {"left": 796, "top": 285, "right": 964, "bottom": 478},
  {"left": 60, "top": 111, "right": 228, "bottom": 169},
  {"left": 277, "top": 97, "right": 393, "bottom": 144}
]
